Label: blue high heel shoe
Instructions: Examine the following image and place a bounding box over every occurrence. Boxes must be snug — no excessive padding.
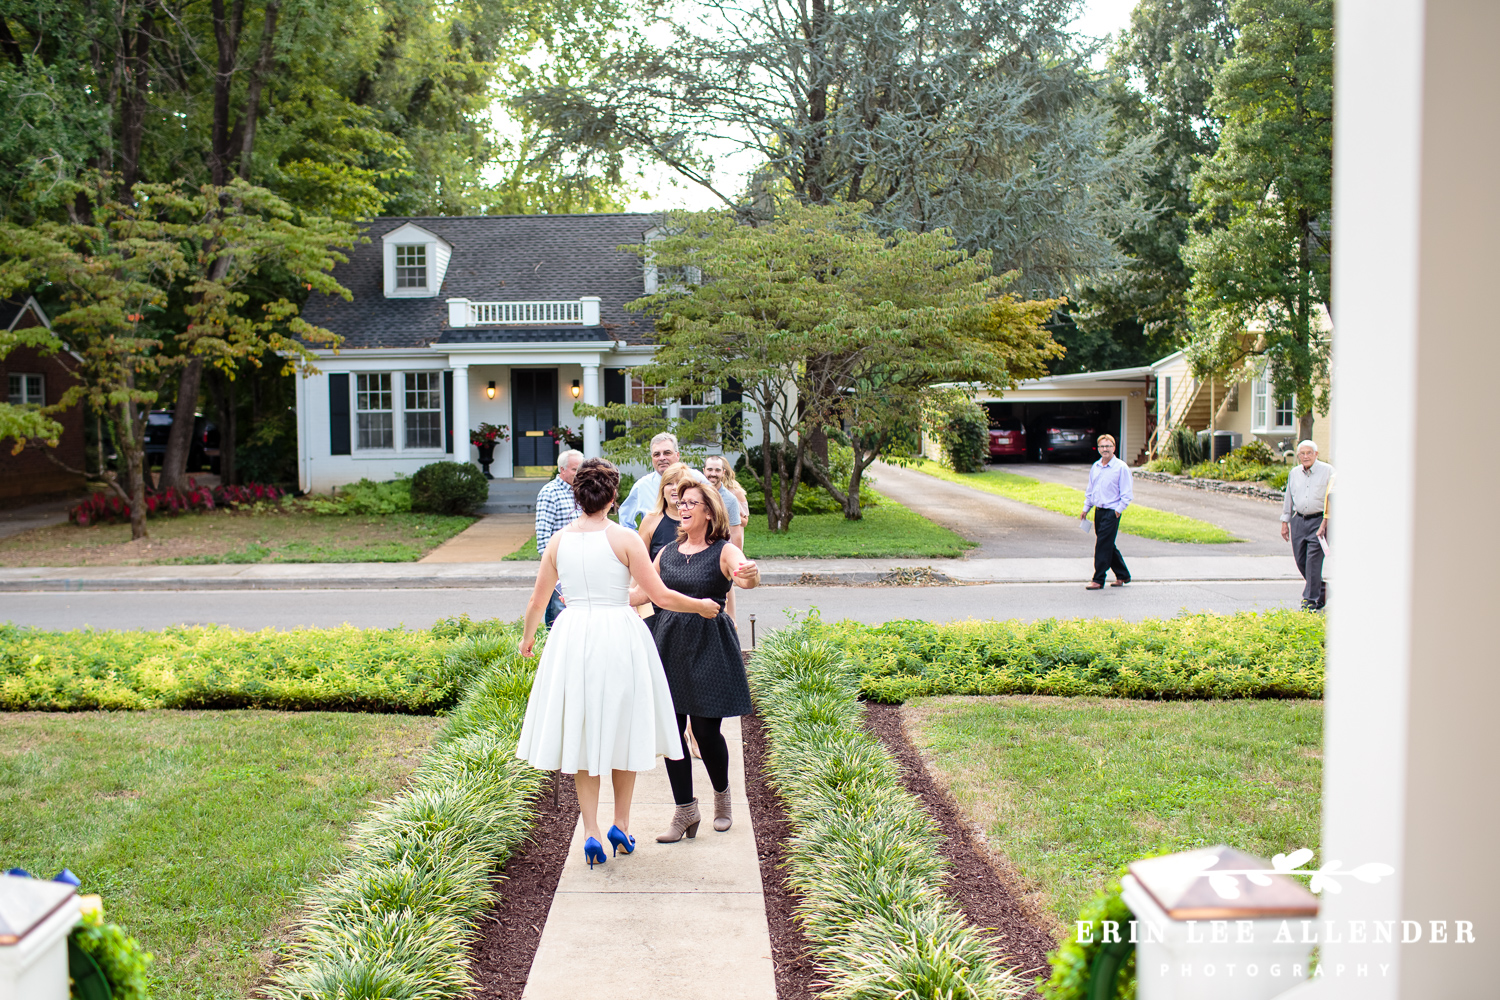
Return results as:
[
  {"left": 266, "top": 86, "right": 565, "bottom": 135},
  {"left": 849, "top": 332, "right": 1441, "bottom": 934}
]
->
[
  {"left": 584, "top": 836, "right": 606, "bottom": 869},
  {"left": 607, "top": 825, "right": 636, "bottom": 857}
]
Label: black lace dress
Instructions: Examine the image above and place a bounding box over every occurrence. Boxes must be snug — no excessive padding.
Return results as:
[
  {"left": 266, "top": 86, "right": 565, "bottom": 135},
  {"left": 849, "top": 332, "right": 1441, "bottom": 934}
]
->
[{"left": 651, "top": 538, "right": 752, "bottom": 718}]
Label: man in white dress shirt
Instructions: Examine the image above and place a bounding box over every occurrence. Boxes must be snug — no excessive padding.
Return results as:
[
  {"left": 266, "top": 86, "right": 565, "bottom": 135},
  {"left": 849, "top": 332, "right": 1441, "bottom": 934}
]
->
[
  {"left": 1280, "top": 439, "right": 1333, "bottom": 611},
  {"left": 617, "top": 431, "right": 741, "bottom": 531}
]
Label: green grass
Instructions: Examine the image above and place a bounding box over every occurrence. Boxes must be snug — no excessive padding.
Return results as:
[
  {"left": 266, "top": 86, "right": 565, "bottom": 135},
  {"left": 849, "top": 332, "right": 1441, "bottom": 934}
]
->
[
  {"left": 0, "top": 709, "right": 442, "bottom": 1000},
  {"left": 914, "top": 460, "right": 1240, "bottom": 544},
  {"left": 904, "top": 695, "right": 1323, "bottom": 928},
  {"left": 503, "top": 534, "right": 539, "bottom": 560},
  {"left": 0, "top": 511, "right": 474, "bottom": 566},
  {"left": 743, "top": 496, "right": 975, "bottom": 558}
]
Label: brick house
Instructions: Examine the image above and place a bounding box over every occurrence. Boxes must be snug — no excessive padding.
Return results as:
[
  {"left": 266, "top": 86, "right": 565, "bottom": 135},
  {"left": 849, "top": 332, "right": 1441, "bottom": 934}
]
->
[{"left": 1, "top": 297, "right": 87, "bottom": 506}]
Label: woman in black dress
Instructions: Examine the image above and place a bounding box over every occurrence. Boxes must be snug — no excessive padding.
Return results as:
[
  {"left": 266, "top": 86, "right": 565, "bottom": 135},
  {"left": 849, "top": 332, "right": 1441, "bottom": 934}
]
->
[{"left": 631, "top": 480, "right": 760, "bottom": 840}]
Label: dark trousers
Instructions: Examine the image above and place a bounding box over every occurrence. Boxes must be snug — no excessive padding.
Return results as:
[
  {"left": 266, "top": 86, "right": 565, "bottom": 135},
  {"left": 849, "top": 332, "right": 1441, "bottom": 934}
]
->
[
  {"left": 1093, "top": 507, "right": 1130, "bottom": 585},
  {"left": 665, "top": 714, "right": 730, "bottom": 806},
  {"left": 543, "top": 587, "right": 566, "bottom": 628},
  {"left": 1289, "top": 513, "right": 1326, "bottom": 608}
]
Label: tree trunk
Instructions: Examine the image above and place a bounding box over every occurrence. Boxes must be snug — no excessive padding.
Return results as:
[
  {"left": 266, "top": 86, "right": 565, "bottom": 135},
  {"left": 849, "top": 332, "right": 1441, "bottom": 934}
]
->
[
  {"left": 1298, "top": 411, "right": 1314, "bottom": 446},
  {"left": 217, "top": 372, "right": 238, "bottom": 484},
  {"left": 117, "top": 398, "right": 148, "bottom": 540},
  {"left": 159, "top": 357, "right": 204, "bottom": 491}
]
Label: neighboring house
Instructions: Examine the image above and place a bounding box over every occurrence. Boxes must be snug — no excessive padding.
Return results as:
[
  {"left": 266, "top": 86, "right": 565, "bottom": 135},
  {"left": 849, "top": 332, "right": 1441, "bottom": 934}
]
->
[
  {"left": 968, "top": 366, "right": 1157, "bottom": 464},
  {"left": 295, "top": 213, "right": 744, "bottom": 492},
  {"left": 0, "top": 297, "right": 87, "bottom": 506}
]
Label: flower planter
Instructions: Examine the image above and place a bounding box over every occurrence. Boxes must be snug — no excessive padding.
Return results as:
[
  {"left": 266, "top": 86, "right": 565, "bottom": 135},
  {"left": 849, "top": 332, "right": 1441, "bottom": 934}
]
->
[{"left": 475, "top": 443, "right": 496, "bottom": 479}]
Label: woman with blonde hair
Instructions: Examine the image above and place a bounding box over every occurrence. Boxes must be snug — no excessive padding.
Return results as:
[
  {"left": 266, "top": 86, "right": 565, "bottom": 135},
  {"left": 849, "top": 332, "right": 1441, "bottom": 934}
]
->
[
  {"left": 631, "top": 480, "right": 760, "bottom": 842},
  {"left": 637, "top": 462, "right": 698, "bottom": 562}
]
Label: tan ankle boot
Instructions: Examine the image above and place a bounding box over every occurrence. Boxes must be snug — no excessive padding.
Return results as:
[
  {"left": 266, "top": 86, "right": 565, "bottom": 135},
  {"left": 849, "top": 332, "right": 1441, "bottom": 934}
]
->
[
  {"left": 656, "top": 799, "right": 701, "bottom": 842},
  {"left": 713, "top": 789, "right": 732, "bottom": 832}
]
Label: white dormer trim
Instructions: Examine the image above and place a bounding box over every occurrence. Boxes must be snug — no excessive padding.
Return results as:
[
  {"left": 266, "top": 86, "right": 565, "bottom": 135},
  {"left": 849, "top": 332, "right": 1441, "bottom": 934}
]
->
[
  {"left": 642, "top": 226, "right": 701, "bottom": 295},
  {"left": 381, "top": 223, "right": 453, "bottom": 298}
]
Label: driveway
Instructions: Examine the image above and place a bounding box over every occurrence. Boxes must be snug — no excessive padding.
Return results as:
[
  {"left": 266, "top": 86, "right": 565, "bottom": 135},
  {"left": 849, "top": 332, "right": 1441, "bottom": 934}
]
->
[
  {"left": 870, "top": 461, "right": 1287, "bottom": 558},
  {"left": 0, "top": 497, "right": 76, "bottom": 541}
]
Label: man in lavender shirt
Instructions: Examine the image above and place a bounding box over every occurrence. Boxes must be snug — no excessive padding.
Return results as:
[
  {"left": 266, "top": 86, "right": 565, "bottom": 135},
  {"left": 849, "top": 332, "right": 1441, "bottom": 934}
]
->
[{"left": 1079, "top": 434, "right": 1132, "bottom": 590}]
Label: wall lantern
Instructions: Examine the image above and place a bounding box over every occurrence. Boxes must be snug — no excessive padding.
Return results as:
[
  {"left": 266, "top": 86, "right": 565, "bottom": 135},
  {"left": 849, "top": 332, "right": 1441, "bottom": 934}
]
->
[
  {"left": 570, "top": 379, "right": 582, "bottom": 399},
  {"left": 486, "top": 381, "right": 496, "bottom": 399}
]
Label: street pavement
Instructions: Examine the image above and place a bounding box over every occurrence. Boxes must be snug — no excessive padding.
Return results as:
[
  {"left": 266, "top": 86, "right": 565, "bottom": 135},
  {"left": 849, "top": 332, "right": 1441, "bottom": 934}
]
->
[{"left": 0, "top": 579, "right": 1304, "bottom": 633}]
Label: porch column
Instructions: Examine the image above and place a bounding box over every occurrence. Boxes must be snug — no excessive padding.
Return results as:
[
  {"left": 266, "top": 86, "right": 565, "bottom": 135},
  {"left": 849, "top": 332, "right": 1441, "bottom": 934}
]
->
[
  {"left": 581, "top": 363, "right": 602, "bottom": 459},
  {"left": 1312, "top": 1, "right": 1499, "bottom": 996},
  {"left": 451, "top": 363, "right": 471, "bottom": 464}
]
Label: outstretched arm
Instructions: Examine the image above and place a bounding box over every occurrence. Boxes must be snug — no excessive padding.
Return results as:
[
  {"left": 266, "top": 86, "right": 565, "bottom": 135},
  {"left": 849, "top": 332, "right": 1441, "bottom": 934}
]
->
[
  {"left": 520, "top": 535, "right": 563, "bottom": 656},
  {"left": 613, "top": 527, "right": 719, "bottom": 618},
  {"left": 720, "top": 542, "right": 759, "bottom": 590}
]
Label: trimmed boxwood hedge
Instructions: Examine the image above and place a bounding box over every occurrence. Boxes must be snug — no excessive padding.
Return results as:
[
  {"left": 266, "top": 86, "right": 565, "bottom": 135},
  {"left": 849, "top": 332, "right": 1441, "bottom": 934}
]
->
[
  {"left": 0, "top": 622, "right": 476, "bottom": 713},
  {"left": 801, "top": 610, "right": 1325, "bottom": 703}
]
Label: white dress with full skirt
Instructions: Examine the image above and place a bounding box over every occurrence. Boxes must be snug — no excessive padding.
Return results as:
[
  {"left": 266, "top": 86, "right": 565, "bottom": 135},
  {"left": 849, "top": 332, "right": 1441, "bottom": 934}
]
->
[{"left": 515, "top": 528, "right": 683, "bottom": 775}]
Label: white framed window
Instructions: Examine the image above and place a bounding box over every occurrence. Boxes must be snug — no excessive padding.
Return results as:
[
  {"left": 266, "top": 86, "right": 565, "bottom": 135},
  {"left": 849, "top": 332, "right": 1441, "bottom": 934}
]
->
[
  {"left": 1161, "top": 376, "right": 1172, "bottom": 424},
  {"left": 395, "top": 245, "right": 427, "bottom": 288},
  {"left": 1251, "top": 374, "right": 1296, "bottom": 433},
  {"left": 356, "top": 373, "right": 394, "bottom": 450},
  {"left": 630, "top": 375, "right": 669, "bottom": 414},
  {"left": 678, "top": 387, "right": 720, "bottom": 426},
  {"left": 7, "top": 372, "right": 44, "bottom": 405},
  {"left": 404, "top": 372, "right": 443, "bottom": 449}
]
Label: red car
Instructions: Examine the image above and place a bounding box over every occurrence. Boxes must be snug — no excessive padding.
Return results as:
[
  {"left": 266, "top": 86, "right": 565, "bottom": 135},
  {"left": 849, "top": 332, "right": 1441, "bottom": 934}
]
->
[{"left": 988, "top": 417, "right": 1027, "bottom": 460}]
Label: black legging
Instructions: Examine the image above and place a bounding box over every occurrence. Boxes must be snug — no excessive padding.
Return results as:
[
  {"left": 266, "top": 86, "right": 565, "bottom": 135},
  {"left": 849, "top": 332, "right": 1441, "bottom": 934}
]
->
[{"left": 665, "top": 714, "right": 729, "bottom": 806}]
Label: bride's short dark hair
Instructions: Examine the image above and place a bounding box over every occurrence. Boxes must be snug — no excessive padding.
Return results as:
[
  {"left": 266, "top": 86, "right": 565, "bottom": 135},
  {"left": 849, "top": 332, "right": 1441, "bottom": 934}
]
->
[{"left": 573, "top": 458, "right": 620, "bottom": 515}]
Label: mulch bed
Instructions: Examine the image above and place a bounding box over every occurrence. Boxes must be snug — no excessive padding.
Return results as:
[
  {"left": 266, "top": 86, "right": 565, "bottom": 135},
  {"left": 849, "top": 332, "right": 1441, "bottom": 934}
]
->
[
  {"left": 863, "top": 701, "right": 1059, "bottom": 991},
  {"left": 470, "top": 773, "right": 578, "bottom": 999},
  {"left": 741, "top": 712, "right": 822, "bottom": 1000}
]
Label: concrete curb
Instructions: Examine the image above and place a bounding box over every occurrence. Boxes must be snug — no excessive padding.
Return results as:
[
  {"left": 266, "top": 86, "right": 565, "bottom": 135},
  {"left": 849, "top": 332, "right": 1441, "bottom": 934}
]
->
[{"left": 0, "top": 556, "right": 1302, "bottom": 592}]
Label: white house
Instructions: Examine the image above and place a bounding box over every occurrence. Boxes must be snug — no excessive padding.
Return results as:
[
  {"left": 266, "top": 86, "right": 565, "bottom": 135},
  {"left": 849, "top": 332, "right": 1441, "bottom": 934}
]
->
[{"left": 293, "top": 214, "right": 737, "bottom": 492}]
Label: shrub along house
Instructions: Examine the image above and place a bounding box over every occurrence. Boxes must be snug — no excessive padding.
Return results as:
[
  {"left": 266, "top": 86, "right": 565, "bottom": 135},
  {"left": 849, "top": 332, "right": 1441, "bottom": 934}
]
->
[{"left": 295, "top": 213, "right": 725, "bottom": 492}]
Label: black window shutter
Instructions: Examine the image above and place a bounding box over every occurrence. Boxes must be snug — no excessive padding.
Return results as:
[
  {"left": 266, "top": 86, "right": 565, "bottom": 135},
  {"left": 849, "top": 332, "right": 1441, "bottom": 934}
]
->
[
  {"left": 444, "top": 370, "right": 455, "bottom": 453},
  {"left": 329, "top": 373, "right": 351, "bottom": 455},
  {"left": 604, "top": 368, "right": 627, "bottom": 440},
  {"left": 722, "top": 377, "right": 744, "bottom": 446}
]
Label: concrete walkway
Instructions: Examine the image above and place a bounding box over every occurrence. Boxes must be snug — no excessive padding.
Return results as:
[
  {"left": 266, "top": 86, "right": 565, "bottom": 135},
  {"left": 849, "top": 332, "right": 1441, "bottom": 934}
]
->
[
  {"left": 0, "top": 497, "right": 76, "bottom": 540},
  {"left": 418, "top": 514, "right": 533, "bottom": 563},
  {"left": 523, "top": 716, "right": 775, "bottom": 1000}
]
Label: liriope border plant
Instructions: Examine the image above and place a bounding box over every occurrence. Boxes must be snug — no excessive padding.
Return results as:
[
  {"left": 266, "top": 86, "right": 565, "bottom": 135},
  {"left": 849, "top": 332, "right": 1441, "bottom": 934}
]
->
[
  {"left": 265, "top": 621, "right": 545, "bottom": 1000},
  {"left": 750, "top": 627, "right": 1029, "bottom": 1000}
]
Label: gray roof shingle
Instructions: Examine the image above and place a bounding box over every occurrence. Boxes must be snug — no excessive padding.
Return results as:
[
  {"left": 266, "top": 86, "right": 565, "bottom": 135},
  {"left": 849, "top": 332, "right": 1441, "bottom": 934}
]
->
[{"left": 302, "top": 214, "right": 663, "bottom": 349}]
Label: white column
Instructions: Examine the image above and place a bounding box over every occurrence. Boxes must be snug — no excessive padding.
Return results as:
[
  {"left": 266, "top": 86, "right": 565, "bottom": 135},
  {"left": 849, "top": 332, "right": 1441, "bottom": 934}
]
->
[
  {"left": 450, "top": 363, "right": 471, "bottom": 464},
  {"left": 580, "top": 296, "right": 601, "bottom": 326},
  {"left": 1313, "top": 2, "right": 1500, "bottom": 997},
  {"left": 581, "top": 363, "right": 602, "bottom": 458},
  {"left": 294, "top": 365, "right": 309, "bottom": 493}
]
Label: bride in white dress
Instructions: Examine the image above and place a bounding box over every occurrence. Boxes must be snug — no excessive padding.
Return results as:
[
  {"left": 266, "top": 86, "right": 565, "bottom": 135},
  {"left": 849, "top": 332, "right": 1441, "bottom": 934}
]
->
[{"left": 516, "top": 458, "right": 721, "bottom": 869}]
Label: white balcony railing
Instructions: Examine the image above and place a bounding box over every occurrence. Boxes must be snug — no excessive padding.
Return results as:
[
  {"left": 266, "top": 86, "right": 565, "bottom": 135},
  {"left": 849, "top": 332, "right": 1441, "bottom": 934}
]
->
[{"left": 447, "top": 296, "right": 600, "bottom": 328}]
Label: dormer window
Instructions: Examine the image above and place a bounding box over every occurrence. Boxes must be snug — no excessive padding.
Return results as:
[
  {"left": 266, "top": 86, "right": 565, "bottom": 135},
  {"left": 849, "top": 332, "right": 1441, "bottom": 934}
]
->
[{"left": 395, "top": 245, "right": 427, "bottom": 288}]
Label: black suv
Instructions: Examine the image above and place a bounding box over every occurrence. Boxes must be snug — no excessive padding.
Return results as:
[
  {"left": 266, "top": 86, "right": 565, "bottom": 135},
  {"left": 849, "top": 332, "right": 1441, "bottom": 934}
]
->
[{"left": 143, "top": 410, "right": 216, "bottom": 471}]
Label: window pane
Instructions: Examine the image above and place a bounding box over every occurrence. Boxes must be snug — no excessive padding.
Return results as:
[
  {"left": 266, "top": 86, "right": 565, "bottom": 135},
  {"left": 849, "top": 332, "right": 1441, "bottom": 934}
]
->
[
  {"left": 404, "top": 372, "right": 442, "bottom": 449},
  {"left": 395, "top": 245, "right": 427, "bottom": 288},
  {"left": 1252, "top": 378, "right": 1268, "bottom": 430},
  {"left": 355, "top": 374, "right": 393, "bottom": 449},
  {"left": 6, "top": 373, "right": 19, "bottom": 404},
  {"left": 1276, "top": 395, "right": 1296, "bottom": 428},
  {"left": 7, "top": 373, "right": 44, "bottom": 405}
]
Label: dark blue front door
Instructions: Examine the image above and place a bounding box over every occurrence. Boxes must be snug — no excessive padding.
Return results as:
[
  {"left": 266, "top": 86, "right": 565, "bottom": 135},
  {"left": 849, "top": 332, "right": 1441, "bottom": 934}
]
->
[{"left": 512, "top": 369, "right": 559, "bottom": 468}]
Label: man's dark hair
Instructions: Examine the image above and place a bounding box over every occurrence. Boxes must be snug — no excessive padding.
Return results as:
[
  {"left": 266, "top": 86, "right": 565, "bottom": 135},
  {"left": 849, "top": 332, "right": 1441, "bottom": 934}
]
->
[{"left": 574, "top": 458, "right": 620, "bottom": 515}]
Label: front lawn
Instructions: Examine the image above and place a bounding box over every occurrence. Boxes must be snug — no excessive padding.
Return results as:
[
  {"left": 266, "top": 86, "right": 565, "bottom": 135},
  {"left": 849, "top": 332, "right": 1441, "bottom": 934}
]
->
[
  {"left": 742, "top": 496, "right": 975, "bottom": 558},
  {"left": 0, "top": 709, "right": 442, "bottom": 1000},
  {"left": 0, "top": 510, "right": 473, "bottom": 566},
  {"left": 914, "top": 460, "right": 1240, "bottom": 544},
  {"left": 501, "top": 496, "right": 973, "bottom": 559},
  {"left": 904, "top": 695, "right": 1323, "bottom": 928}
]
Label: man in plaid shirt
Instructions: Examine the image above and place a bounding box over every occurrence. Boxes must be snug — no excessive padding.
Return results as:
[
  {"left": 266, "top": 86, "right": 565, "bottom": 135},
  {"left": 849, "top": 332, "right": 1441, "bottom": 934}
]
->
[{"left": 534, "top": 450, "right": 584, "bottom": 626}]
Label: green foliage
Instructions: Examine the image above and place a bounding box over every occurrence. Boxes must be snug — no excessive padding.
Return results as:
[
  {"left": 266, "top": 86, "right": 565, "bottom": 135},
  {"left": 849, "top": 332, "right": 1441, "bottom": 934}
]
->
[
  {"left": 749, "top": 630, "right": 1027, "bottom": 1000},
  {"left": 1038, "top": 886, "right": 1137, "bottom": 1000},
  {"left": 410, "top": 461, "right": 489, "bottom": 516},
  {"left": 1161, "top": 425, "right": 1204, "bottom": 466},
  {"left": 1231, "top": 439, "right": 1278, "bottom": 465},
  {"left": 301, "top": 478, "right": 413, "bottom": 515},
  {"left": 799, "top": 610, "right": 1325, "bottom": 703},
  {"left": 938, "top": 401, "right": 990, "bottom": 474},
  {"left": 1140, "top": 457, "right": 1182, "bottom": 474},
  {"left": 72, "top": 912, "right": 153, "bottom": 1000},
  {"left": 1185, "top": 0, "right": 1334, "bottom": 432},
  {"left": 1269, "top": 466, "right": 1290, "bottom": 491},
  {"left": 266, "top": 620, "right": 547, "bottom": 1000},
  {"left": 0, "top": 623, "right": 479, "bottom": 712},
  {"left": 1185, "top": 458, "right": 1283, "bottom": 483}
]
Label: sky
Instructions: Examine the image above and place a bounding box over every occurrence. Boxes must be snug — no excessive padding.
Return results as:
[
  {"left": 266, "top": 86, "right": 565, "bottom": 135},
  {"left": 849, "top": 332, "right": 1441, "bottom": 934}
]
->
[{"left": 621, "top": 0, "right": 1143, "bottom": 213}]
